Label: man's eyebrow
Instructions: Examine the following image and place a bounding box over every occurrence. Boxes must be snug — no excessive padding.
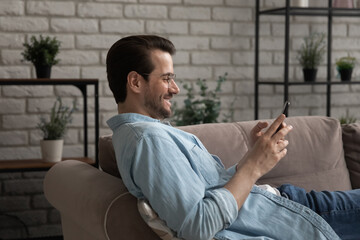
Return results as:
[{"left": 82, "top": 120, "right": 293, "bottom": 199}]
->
[{"left": 160, "top": 72, "right": 174, "bottom": 76}]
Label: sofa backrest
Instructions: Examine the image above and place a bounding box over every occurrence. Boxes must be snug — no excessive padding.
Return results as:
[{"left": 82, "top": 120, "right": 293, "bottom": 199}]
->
[
  {"left": 342, "top": 122, "right": 360, "bottom": 189},
  {"left": 99, "top": 133, "right": 120, "bottom": 178},
  {"left": 99, "top": 116, "right": 352, "bottom": 192}
]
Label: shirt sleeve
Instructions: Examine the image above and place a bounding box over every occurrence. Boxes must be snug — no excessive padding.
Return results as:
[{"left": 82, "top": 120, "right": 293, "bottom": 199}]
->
[
  {"left": 131, "top": 135, "right": 239, "bottom": 240},
  {"left": 226, "top": 164, "right": 237, "bottom": 176}
]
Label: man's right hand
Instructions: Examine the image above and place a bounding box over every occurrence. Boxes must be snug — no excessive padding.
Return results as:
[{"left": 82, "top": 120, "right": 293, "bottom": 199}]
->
[
  {"left": 225, "top": 114, "right": 293, "bottom": 210},
  {"left": 240, "top": 114, "right": 293, "bottom": 178}
]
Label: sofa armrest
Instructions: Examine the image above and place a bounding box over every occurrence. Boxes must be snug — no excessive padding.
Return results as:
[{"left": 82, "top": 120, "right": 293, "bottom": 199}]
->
[
  {"left": 342, "top": 122, "right": 360, "bottom": 189},
  {"left": 43, "top": 160, "right": 159, "bottom": 240}
]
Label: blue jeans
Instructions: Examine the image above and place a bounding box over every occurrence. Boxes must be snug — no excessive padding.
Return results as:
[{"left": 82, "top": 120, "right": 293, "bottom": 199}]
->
[{"left": 278, "top": 184, "right": 360, "bottom": 240}]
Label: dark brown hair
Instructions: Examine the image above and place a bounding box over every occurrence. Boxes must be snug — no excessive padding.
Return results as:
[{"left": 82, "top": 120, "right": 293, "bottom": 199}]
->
[{"left": 106, "top": 35, "right": 176, "bottom": 103}]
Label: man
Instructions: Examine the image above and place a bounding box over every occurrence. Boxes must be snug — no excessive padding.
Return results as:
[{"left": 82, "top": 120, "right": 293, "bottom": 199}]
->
[{"left": 106, "top": 35, "right": 359, "bottom": 240}]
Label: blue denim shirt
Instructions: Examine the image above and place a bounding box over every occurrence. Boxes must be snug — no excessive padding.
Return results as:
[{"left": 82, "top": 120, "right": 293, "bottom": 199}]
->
[{"left": 107, "top": 113, "right": 340, "bottom": 240}]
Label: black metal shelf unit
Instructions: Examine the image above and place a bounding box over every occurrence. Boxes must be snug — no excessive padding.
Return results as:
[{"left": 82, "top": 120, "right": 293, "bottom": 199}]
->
[{"left": 254, "top": 0, "right": 360, "bottom": 119}]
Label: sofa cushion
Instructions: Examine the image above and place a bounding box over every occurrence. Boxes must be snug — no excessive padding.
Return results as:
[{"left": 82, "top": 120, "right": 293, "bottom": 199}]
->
[
  {"left": 99, "top": 116, "right": 352, "bottom": 192},
  {"left": 137, "top": 199, "right": 215, "bottom": 240},
  {"left": 252, "top": 116, "right": 352, "bottom": 192},
  {"left": 342, "top": 122, "right": 360, "bottom": 189},
  {"left": 180, "top": 116, "right": 351, "bottom": 192},
  {"left": 178, "top": 122, "right": 248, "bottom": 169},
  {"left": 137, "top": 199, "right": 179, "bottom": 240},
  {"left": 99, "top": 122, "right": 248, "bottom": 175},
  {"left": 99, "top": 134, "right": 120, "bottom": 178}
]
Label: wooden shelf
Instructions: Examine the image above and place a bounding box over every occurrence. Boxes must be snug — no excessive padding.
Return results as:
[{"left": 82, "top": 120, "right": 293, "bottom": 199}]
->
[
  {"left": 0, "top": 157, "right": 95, "bottom": 172},
  {"left": 0, "top": 78, "right": 99, "bottom": 168},
  {"left": 0, "top": 78, "right": 98, "bottom": 85}
]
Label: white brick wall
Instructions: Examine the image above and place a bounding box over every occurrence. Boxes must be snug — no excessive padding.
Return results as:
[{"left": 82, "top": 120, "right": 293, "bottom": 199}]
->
[
  {"left": 78, "top": 3, "right": 123, "bottom": 17},
  {"left": 0, "top": 0, "right": 359, "bottom": 166},
  {"left": 170, "top": 7, "right": 211, "bottom": 20},
  {"left": 125, "top": 5, "right": 167, "bottom": 19},
  {"left": 101, "top": 19, "right": 144, "bottom": 33},
  {"left": 27, "top": 1, "right": 76, "bottom": 16},
  {"left": 0, "top": 1, "right": 25, "bottom": 15},
  {"left": 51, "top": 18, "right": 99, "bottom": 33},
  {"left": 0, "top": 17, "right": 49, "bottom": 32}
]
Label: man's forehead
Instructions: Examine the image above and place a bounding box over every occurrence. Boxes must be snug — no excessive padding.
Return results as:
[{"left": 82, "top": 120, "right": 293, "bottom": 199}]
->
[{"left": 149, "top": 49, "right": 173, "bottom": 69}]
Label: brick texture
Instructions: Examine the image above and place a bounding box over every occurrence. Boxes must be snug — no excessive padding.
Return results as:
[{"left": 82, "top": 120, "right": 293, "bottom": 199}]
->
[{"left": 0, "top": 0, "right": 360, "bottom": 238}]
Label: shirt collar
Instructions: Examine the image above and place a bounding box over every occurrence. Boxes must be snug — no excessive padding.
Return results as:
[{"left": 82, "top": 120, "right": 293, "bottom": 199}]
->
[{"left": 107, "top": 113, "right": 161, "bottom": 130}]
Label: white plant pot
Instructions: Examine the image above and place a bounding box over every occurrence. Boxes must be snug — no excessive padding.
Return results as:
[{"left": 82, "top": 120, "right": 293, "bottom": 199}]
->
[
  {"left": 40, "top": 139, "right": 64, "bottom": 162},
  {"left": 292, "top": 0, "right": 309, "bottom": 7}
]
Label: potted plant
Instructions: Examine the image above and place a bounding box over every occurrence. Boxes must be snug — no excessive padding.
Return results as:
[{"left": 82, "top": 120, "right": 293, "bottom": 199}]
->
[
  {"left": 37, "top": 97, "right": 76, "bottom": 162},
  {"left": 21, "top": 35, "right": 61, "bottom": 78},
  {"left": 339, "top": 115, "right": 357, "bottom": 125},
  {"left": 298, "top": 32, "right": 326, "bottom": 82},
  {"left": 172, "top": 73, "right": 233, "bottom": 126},
  {"left": 336, "top": 56, "right": 356, "bottom": 81}
]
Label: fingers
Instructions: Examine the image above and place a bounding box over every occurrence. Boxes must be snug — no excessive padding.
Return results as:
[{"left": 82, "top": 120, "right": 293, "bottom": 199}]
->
[
  {"left": 263, "top": 114, "right": 293, "bottom": 144},
  {"left": 274, "top": 125, "right": 293, "bottom": 143},
  {"left": 258, "top": 121, "right": 269, "bottom": 129},
  {"left": 271, "top": 139, "right": 289, "bottom": 163},
  {"left": 252, "top": 121, "right": 269, "bottom": 134},
  {"left": 265, "top": 114, "right": 286, "bottom": 137},
  {"left": 277, "top": 139, "right": 289, "bottom": 152},
  {"left": 278, "top": 139, "right": 289, "bottom": 157},
  {"left": 278, "top": 148, "right": 288, "bottom": 159}
]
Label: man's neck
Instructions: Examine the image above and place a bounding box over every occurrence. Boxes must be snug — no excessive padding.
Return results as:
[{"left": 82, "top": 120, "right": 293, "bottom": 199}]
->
[{"left": 117, "top": 104, "right": 164, "bottom": 121}]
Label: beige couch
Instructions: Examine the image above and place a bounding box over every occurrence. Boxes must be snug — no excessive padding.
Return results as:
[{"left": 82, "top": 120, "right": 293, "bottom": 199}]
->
[{"left": 44, "top": 116, "right": 360, "bottom": 240}]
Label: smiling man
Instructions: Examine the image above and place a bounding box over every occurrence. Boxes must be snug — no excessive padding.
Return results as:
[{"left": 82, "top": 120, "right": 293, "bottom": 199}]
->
[
  {"left": 136, "top": 49, "right": 177, "bottom": 119},
  {"left": 106, "top": 35, "right": 360, "bottom": 240}
]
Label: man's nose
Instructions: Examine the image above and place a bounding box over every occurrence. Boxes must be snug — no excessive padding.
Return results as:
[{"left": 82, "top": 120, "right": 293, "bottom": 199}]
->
[{"left": 169, "top": 79, "right": 180, "bottom": 94}]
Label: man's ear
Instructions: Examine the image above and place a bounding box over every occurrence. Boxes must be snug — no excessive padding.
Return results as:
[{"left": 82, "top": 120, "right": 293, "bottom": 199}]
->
[{"left": 127, "top": 71, "right": 142, "bottom": 94}]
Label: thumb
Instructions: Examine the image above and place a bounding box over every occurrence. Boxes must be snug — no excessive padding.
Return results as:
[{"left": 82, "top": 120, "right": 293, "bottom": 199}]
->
[
  {"left": 251, "top": 121, "right": 268, "bottom": 139},
  {"left": 253, "top": 121, "right": 268, "bottom": 133}
]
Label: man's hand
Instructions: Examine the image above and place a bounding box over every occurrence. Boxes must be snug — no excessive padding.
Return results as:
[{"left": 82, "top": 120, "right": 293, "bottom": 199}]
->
[
  {"left": 249, "top": 121, "right": 269, "bottom": 147},
  {"left": 241, "top": 114, "right": 292, "bottom": 178},
  {"left": 250, "top": 116, "right": 289, "bottom": 147},
  {"left": 225, "top": 114, "right": 293, "bottom": 210}
]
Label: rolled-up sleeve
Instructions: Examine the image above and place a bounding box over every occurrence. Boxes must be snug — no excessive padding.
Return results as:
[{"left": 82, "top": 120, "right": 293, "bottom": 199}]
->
[{"left": 179, "top": 188, "right": 239, "bottom": 240}]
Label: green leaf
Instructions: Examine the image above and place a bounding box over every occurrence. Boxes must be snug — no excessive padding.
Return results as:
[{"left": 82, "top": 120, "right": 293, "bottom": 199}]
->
[
  {"left": 172, "top": 73, "right": 233, "bottom": 126},
  {"left": 37, "top": 97, "right": 77, "bottom": 140},
  {"left": 298, "top": 32, "right": 326, "bottom": 69},
  {"left": 22, "top": 35, "right": 61, "bottom": 66}
]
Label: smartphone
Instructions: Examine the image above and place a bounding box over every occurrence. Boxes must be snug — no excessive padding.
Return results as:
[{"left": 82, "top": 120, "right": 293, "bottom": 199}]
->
[
  {"left": 281, "top": 101, "right": 290, "bottom": 117},
  {"left": 276, "top": 101, "right": 290, "bottom": 133}
]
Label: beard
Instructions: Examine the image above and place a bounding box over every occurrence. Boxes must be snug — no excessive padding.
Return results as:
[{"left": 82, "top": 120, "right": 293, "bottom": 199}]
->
[{"left": 144, "top": 90, "right": 172, "bottom": 119}]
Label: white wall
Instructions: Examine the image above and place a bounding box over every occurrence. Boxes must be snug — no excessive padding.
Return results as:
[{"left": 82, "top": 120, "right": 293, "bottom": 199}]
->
[{"left": 0, "top": 0, "right": 360, "bottom": 160}]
